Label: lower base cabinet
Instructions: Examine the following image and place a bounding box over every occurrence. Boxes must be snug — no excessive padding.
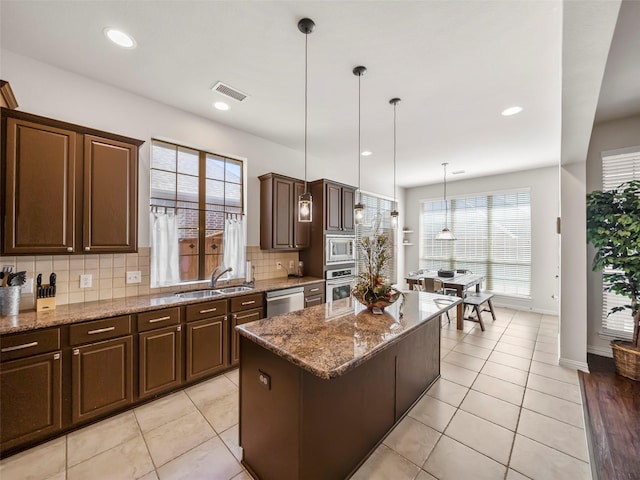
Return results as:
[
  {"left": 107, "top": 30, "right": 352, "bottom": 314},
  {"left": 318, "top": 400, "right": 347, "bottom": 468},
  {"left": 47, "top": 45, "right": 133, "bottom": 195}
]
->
[
  {"left": 71, "top": 335, "right": 133, "bottom": 424},
  {"left": 231, "top": 307, "right": 264, "bottom": 366},
  {"left": 186, "top": 316, "right": 228, "bottom": 382},
  {"left": 0, "top": 351, "right": 62, "bottom": 451},
  {"left": 138, "top": 325, "right": 182, "bottom": 400}
]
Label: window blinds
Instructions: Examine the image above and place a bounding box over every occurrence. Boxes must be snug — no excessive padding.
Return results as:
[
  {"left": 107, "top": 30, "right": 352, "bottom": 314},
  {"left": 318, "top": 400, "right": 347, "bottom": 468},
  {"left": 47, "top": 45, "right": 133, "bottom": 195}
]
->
[
  {"left": 355, "top": 193, "right": 397, "bottom": 284},
  {"left": 420, "top": 190, "right": 531, "bottom": 296},
  {"left": 600, "top": 148, "right": 640, "bottom": 339}
]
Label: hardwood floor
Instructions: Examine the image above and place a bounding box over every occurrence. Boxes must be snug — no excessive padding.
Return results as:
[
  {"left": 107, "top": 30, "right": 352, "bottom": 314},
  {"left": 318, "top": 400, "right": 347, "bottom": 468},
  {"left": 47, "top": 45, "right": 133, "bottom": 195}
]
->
[{"left": 580, "top": 353, "right": 640, "bottom": 480}]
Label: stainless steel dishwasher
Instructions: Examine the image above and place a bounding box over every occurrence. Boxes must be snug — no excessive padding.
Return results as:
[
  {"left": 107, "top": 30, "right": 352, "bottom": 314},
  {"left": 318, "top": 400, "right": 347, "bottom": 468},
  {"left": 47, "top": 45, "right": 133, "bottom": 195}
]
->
[{"left": 265, "top": 286, "right": 305, "bottom": 318}]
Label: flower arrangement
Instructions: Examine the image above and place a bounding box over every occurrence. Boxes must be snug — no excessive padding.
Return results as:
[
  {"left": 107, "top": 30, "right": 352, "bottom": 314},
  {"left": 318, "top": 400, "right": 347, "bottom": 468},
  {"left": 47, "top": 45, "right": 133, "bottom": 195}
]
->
[{"left": 352, "top": 234, "right": 402, "bottom": 310}]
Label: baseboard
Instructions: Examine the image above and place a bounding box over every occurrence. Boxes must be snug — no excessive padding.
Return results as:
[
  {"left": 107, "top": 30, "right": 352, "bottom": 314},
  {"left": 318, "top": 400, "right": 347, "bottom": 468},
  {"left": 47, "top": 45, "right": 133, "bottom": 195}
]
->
[
  {"left": 491, "top": 301, "right": 559, "bottom": 316},
  {"left": 587, "top": 344, "right": 613, "bottom": 358},
  {"left": 559, "top": 357, "right": 590, "bottom": 373}
]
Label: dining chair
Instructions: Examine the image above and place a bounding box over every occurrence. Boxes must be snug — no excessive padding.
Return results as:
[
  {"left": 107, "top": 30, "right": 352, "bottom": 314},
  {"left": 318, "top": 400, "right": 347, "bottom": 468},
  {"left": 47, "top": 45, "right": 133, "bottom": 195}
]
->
[{"left": 420, "top": 278, "right": 452, "bottom": 323}]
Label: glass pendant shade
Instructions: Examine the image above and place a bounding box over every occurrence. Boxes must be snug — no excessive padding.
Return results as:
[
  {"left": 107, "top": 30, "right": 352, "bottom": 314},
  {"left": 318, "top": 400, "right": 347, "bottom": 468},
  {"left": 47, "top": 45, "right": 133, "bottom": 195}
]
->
[
  {"left": 354, "top": 202, "right": 365, "bottom": 225},
  {"left": 390, "top": 209, "right": 399, "bottom": 228},
  {"left": 435, "top": 227, "right": 456, "bottom": 240},
  {"left": 298, "top": 192, "right": 312, "bottom": 222}
]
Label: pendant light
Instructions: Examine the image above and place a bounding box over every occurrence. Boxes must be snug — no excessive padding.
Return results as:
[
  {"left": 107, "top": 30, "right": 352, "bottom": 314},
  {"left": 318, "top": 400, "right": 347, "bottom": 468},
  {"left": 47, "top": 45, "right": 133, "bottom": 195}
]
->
[
  {"left": 389, "top": 98, "right": 401, "bottom": 228},
  {"left": 353, "top": 65, "right": 367, "bottom": 225},
  {"left": 298, "top": 18, "right": 315, "bottom": 222},
  {"left": 435, "top": 162, "right": 457, "bottom": 240}
]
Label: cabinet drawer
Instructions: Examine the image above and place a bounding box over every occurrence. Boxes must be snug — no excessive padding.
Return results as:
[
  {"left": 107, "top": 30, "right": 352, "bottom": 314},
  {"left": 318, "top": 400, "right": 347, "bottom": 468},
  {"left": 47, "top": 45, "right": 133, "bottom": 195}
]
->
[
  {"left": 304, "top": 282, "right": 324, "bottom": 297},
  {"left": 230, "top": 293, "right": 264, "bottom": 312},
  {"left": 186, "top": 299, "right": 228, "bottom": 322},
  {"left": 69, "top": 315, "right": 132, "bottom": 346},
  {"left": 232, "top": 307, "right": 264, "bottom": 325},
  {"left": 1, "top": 328, "right": 60, "bottom": 362},
  {"left": 304, "top": 295, "right": 325, "bottom": 308},
  {"left": 137, "top": 307, "right": 180, "bottom": 332}
]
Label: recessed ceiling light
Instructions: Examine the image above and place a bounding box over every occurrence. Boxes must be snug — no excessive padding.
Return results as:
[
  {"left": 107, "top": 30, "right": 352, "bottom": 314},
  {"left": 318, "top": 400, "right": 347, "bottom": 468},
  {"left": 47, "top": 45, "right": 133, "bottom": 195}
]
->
[
  {"left": 104, "top": 27, "right": 136, "bottom": 49},
  {"left": 361, "top": 151, "right": 372, "bottom": 156},
  {"left": 213, "top": 101, "right": 230, "bottom": 111},
  {"left": 501, "top": 106, "right": 523, "bottom": 116}
]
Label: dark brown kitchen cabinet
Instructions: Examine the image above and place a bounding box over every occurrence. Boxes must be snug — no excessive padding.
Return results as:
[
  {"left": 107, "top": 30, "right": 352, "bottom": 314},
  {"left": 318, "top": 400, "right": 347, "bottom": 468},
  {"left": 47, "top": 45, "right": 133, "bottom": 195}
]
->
[
  {"left": 83, "top": 135, "right": 138, "bottom": 253},
  {"left": 230, "top": 292, "right": 265, "bottom": 366},
  {"left": 185, "top": 299, "right": 229, "bottom": 382},
  {"left": 1, "top": 108, "right": 143, "bottom": 255},
  {"left": 0, "top": 329, "right": 62, "bottom": 452},
  {"left": 259, "top": 172, "right": 310, "bottom": 250},
  {"left": 137, "top": 308, "right": 182, "bottom": 400},
  {"left": 70, "top": 316, "right": 133, "bottom": 424},
  {"left": 304, "top": 281, "right": 325, "bottom": 308},
  {"left": 313, "top": 179, "right": 355, "bottom": 233}
]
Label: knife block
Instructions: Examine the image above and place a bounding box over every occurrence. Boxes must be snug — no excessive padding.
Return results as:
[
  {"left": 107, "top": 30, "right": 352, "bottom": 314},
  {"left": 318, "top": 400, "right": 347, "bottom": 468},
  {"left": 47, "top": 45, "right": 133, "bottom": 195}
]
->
[{"left": 36, "top": 296, "right": 56, "bottom": 312}]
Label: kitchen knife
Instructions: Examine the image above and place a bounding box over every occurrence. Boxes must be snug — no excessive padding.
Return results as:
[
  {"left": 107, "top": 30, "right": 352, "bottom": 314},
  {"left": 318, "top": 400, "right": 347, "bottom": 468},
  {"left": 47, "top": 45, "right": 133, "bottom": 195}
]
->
[
  {"left": 37, "top": 273, "right": 42, "bottom": 298},
  {"left": 50, "top": 272, "right": 56, "bottom": 297}
]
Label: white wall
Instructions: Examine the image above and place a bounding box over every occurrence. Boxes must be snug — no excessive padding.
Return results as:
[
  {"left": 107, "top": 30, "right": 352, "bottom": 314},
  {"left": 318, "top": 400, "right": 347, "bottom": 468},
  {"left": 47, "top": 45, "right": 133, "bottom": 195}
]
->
[
  {"left": 404, "top": 166, "right": 559, "bottom": 314},
  {"left": 0, "top": 51, "right": 364, "bottom": 247},
  {"left": 585, "top": 114, "right": 640, "bottom": 357}
]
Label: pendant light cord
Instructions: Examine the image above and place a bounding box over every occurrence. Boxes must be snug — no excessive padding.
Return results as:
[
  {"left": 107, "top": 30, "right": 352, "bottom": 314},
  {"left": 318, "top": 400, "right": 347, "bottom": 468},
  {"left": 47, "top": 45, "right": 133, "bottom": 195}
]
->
[
  {"left": 304, "top": 31, "right": 308, "bottom": 194},
  {"left": 393, "top": 102, "right": 397, "bottom": 207},
  {"left": 358, "top": 73, "right": 361, "bottom": 195},
  {"left": 443, "top": 162, "right": 448, "bottom": 228}
]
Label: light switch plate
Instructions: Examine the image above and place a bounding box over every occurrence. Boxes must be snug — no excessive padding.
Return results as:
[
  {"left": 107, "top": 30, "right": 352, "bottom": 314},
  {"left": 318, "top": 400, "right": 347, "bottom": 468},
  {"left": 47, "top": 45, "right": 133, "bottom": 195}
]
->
[
  {"left": 80, "top": 274, "right": 92, "bottom": 288},
  {"left": 126, "top": 271, "right": 142, "bottom": 284}
]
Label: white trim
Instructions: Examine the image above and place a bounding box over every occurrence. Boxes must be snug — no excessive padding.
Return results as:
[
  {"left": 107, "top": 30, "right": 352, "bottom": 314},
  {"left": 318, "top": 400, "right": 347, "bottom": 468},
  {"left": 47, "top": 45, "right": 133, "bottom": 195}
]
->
[
  {"left": 559, "top": 357, "right": 589, "bottom": 373},
  {"left": 587, "top": 344, "right": 613, "bottom": 358},
  {"left": 490, "top": 301, "right": 558, "bottom": 316}
]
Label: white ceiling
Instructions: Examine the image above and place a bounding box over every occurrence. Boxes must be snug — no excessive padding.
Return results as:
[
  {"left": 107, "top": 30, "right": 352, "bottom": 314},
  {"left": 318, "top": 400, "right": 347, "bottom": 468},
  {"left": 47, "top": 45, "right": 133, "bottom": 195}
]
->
[{"left": 0, "top": 1, "right": 636, "bottom": 191}]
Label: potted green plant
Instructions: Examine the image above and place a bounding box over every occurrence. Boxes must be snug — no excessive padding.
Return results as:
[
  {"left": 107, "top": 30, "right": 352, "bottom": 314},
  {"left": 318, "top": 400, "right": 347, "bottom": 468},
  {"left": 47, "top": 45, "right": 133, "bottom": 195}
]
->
[{"left": 586, "top": 179, "right": 640, "bottom": 380}]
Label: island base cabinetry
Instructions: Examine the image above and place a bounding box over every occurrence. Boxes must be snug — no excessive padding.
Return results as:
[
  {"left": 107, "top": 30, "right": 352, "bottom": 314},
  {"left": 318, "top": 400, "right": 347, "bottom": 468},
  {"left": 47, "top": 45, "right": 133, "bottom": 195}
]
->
[{"left": 239, "top": 315, "right": 440, "bottom": 480}]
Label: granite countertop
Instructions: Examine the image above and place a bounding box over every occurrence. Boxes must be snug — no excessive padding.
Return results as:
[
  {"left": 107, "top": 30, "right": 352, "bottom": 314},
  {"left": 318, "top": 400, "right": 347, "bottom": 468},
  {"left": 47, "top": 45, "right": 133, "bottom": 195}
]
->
[
  {"left": 0, "top": 276, "right": 325, "bottom": 335},
  {"left": 236, "top": 290, "right": 461, "bottom": 380}
]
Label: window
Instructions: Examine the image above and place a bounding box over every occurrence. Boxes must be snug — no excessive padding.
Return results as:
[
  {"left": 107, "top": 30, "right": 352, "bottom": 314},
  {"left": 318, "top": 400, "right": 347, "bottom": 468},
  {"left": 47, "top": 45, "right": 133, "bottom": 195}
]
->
[
  {"left": 600, "top": 147, "right": 640, "bottom": 339},
  {"left": 150, "top": 140, "right": 243, "bottom": 283},
  {"left": 420, "top": 190, "right": 531, "bottom": 296},
  {"left": 355, "top": 193, "right": 397, "bottom": 284}
]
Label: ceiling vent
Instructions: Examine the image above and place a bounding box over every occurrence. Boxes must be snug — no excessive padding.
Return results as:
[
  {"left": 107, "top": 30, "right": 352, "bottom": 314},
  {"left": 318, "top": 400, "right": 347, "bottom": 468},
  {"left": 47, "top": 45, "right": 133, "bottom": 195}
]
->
[{"left": 212, "top": 82, "right": 249, "bottom": 102}]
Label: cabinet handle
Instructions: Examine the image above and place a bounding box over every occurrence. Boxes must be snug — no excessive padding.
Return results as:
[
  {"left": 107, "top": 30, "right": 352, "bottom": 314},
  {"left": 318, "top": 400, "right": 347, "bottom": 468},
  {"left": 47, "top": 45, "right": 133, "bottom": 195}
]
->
[
  {"left": 84, "top": 247, "right": 90, "bottom": 251},
  {"left": 148, "top": 316, "right": 171, "bottom": 324},
  {"left": 176, "top": 326, "right": 181, "bottom": 332},
  {"left": 73, "top": 348, "right": 79, "bottom": 355},
  {"left": 1, "top": 341, "right": 38, "bottom": 353},
  {"left": 236, "top": 312, "right": 258, "bottom": 321},
  {"left": 231, "top": 313, "right": 237, "bottom": 320},
  {"left": 53, "top": 353, "right": 60, "bottom": 360},
  {"left": 199, "top": 307, "right": 218, "bottom": 314},
  {"left": 241, "top": 300, "right": 256, "bottom": 306},
  {"left": 67, "top": 247, "right": 73, "bottom": 252},
  {"left": 309, "top": 288, "right": 319, "bottom": 292},
  {"left": 87, "top": 326, "right": 115, "bottom": 335}
]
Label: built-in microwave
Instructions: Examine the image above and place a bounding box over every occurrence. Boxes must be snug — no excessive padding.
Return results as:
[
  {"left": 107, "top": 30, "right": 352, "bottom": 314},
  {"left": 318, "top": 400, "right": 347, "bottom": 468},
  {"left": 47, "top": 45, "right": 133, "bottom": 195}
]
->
[{"left": 325, "top": 235, "right": 356, "bottom": 264}]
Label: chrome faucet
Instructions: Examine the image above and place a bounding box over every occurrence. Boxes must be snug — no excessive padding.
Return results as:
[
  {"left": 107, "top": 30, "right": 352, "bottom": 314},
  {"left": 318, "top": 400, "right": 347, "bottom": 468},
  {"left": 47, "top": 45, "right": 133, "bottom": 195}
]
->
[{"left": 210, "top": 266, "right": 233, "bottom": 288}]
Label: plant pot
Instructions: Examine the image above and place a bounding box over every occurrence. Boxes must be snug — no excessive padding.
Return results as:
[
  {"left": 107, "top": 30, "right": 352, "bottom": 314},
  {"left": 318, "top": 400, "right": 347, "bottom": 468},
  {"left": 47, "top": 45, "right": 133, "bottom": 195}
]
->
[{"left": 611, "top": 340, "right": 640, "bottom": 381}]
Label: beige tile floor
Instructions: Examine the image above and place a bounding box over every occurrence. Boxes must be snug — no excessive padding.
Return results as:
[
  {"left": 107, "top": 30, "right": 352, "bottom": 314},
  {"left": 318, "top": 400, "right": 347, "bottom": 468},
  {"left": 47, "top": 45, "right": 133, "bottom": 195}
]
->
[{"left": 0, "top": 307, "right": 591, "bottom": 480}]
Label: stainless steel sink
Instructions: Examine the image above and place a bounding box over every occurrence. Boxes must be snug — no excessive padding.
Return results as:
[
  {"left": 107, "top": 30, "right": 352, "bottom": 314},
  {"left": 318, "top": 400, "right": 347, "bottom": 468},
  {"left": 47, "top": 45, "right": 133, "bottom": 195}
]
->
[
  {"left": 175, "top": 289, "right": 224, "bottom": 299},
  {"left": 216, "top": 285, "right": 255, "bottom": 294}
]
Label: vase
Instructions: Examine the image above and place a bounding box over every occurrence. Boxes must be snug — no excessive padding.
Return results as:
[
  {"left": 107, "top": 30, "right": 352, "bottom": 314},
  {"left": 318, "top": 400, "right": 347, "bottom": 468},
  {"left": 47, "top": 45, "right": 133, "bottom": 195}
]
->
[{"left": 352, "top": 289, "right": 401, "bottom": 311}]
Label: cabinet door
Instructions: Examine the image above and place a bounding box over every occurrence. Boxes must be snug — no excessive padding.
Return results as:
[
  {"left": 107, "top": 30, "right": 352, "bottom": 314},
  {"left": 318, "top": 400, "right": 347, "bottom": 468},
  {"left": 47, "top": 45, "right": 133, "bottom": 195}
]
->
[
  {"left": 83, "top": 135, "right": 138, "bottom": 253},
  {"left": 272, "top": 176, "right": 294, "bottom": 249},
  {"left": 138, "top": 325, "right": 182, "bottom": 400},
  {"left": 4, "top": 118, "right": 77, "bottom": 254},
  {"left": 326, "top": 182, "right": 342, "bottom": 232},
  {"left": 341, "top": 187, "right": 355, "bottom": 232},
  {"left": 186, "top": 315, "right": 228, "bottom": 382},
  {"left": 231, "top": 307, "right": 264, "bottom": 366},
  {"left": 71, "top": 336, "right": 133, "bottom": 424},
  {"left": 0, "top": 351, "right": 62, "bottom": 451},
  {"left": 304, "top": 295, "right": 324, "bottom": 308},
  {"left": 293, "top": 181, "right": 310, "bottom": 248}
]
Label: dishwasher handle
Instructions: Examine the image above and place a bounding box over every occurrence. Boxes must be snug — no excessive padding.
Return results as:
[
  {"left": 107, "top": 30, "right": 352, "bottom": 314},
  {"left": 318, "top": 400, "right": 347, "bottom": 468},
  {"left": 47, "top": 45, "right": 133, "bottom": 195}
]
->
[{"left": 265, "top": 286, "right": 304, "bottom": 299}]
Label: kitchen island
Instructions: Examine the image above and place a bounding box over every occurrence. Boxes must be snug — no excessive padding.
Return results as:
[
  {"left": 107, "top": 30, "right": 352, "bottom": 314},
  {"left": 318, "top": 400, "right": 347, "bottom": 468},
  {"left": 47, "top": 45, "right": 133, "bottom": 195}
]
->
[{"left": 236, "top": 291, "right": 460, "bottom": 480}]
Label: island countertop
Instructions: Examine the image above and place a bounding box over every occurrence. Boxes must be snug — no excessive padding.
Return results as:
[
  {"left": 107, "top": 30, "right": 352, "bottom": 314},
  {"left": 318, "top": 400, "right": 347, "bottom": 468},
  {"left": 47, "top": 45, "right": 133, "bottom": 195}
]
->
[{"left": 236, "top": 290, "right": 460, "bottom": 380}]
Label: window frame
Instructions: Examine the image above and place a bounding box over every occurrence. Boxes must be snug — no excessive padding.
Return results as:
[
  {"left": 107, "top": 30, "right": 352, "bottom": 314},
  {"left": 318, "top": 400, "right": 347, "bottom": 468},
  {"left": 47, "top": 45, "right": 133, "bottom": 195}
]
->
[{"left": 150, "top": 139, "right": 245, "bottom": 284}]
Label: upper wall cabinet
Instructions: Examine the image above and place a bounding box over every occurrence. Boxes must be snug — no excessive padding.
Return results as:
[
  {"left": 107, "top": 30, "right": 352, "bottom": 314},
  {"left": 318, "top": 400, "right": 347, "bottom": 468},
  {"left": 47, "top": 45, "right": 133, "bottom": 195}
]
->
[
  {"left": 1, "top": 108, "right": 143, "bottom": 255},
  {"left": 259, "top": 172, "right": 310, "bottom": 251},
  {"left": 309, "top": 179, "right": 356, "bottom": 233}
]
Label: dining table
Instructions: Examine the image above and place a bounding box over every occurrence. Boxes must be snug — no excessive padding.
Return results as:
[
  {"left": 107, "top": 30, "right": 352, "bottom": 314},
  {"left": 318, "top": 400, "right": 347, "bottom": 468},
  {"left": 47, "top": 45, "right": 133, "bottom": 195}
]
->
[{"left": 405, "top": 271, "right": 485, "bottom": 329}]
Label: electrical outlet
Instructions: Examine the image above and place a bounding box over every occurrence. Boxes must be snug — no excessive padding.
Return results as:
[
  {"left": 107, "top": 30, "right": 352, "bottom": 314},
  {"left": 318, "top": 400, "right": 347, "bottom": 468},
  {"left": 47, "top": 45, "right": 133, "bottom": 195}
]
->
[
  {"left": 258, "top": 370, "right": 271, "bottom": 390},
  {"left": 126, "top": 271, "right": 142, "bottom": 284},
  {"left": 276, "top": 262, "right": 282, "bottom": 270},
  {"left": 80, "top": 274, "right": 92, "bottom": 288},
  {"left": 289, "top": 260, "right": 294, "bottom": 269}
]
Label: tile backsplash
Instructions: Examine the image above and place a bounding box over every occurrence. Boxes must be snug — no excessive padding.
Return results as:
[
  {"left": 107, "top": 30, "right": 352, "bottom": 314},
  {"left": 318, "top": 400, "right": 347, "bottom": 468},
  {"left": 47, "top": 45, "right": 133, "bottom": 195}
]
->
[{"left": 0, "top": 246, "right": 300, "bottom": 311}]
